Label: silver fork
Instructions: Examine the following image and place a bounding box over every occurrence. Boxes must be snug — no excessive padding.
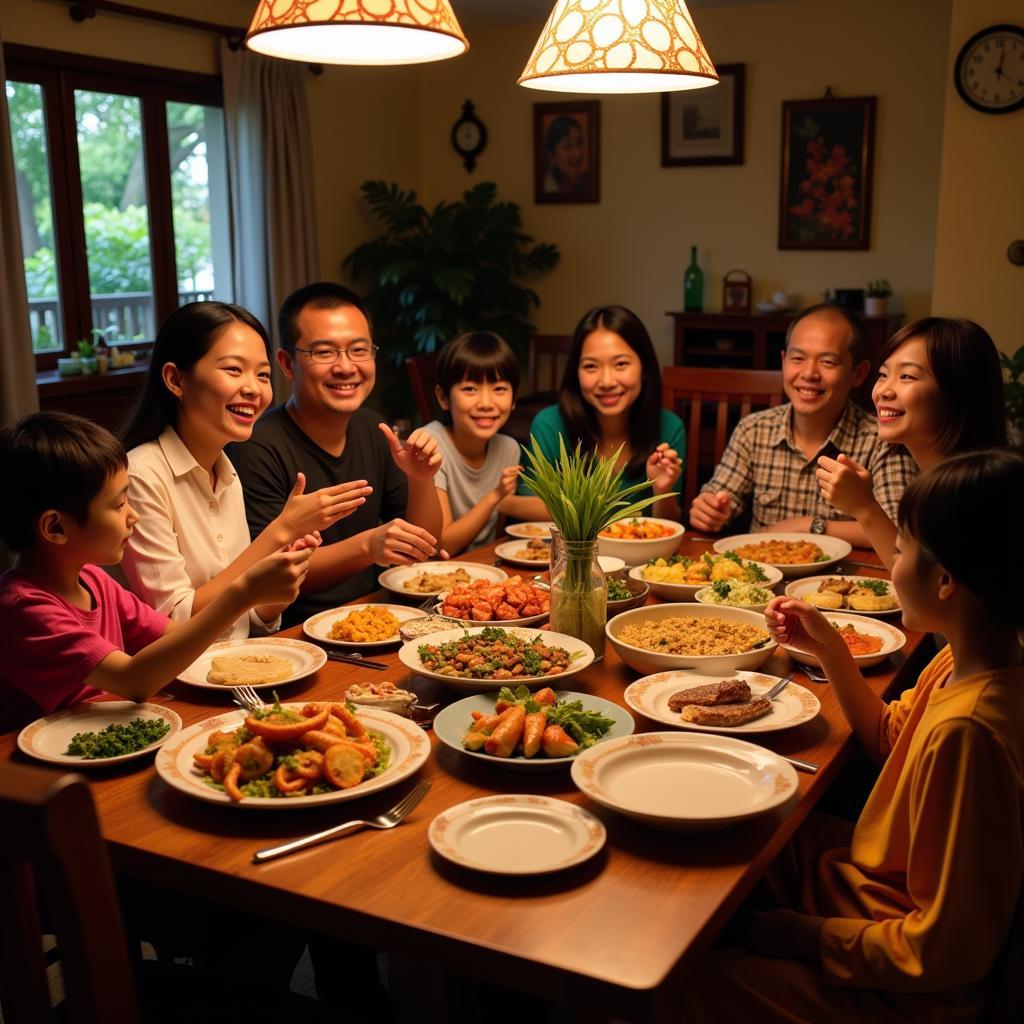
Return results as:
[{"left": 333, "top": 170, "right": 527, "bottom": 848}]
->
[
  {"left": 231, "top": 684, "right": 262, "bottom": 713},
  {"left": 799, "top": 663, "right": 829, "bottom": 683},
  {"left": 761, "top": 671, "right": 794, "bottom": 702},
  {"left": 252, "top": 779, "right": 431, "bottom": 864}
]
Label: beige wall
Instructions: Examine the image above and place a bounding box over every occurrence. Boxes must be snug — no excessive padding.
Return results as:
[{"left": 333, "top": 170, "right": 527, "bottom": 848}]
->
[{"left": 932, "top": 0, "right": 1024, "bottom": 354}]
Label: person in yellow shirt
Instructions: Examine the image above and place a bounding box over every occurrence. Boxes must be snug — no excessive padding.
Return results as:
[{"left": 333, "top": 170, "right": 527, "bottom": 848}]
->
[{"left": 682, "top": 447, "right": 1024, "bottom": 1022}]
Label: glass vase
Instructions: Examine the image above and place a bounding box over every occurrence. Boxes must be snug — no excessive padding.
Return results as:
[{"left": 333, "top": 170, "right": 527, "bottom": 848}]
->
[{"left": 548, "top": 526, "right": 606, "bottom": 661}]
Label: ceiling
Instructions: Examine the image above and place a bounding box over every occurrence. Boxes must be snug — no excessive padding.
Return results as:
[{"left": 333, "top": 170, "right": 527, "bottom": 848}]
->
[{"left": 453, "top": 0, "right": 766, "bottom": 28}]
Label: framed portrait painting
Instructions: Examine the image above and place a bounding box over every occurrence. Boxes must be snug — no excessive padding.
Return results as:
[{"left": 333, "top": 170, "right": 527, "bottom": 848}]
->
[
  {"left": 660, "top": 63, "right": 745, "bottom": 167},
  {"left": 778, "top": 95, "right": 876, "bottom": 250},
  {"left": 533, "top": 100, "right": 600, "bottom": 204}
]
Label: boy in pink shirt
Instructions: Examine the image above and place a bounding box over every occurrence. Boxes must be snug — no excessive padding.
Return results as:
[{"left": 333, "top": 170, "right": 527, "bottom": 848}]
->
[{"left": 0, "top": 412, "right": 314, "bottom": 731}]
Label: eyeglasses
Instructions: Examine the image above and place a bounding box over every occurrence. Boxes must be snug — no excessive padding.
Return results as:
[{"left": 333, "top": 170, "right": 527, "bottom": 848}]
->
[{"left": 290, "top": 342, "right": 378, "bottom": 364}]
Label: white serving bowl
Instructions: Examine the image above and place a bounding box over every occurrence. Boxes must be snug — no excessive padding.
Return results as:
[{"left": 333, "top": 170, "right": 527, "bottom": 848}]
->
[
  {"left": 713, "top": 532, "right": 852, "bottom": 578},
  {"left": 694, "top": 586, "right": 772, "bottom": 615},
  {"left": 628, "top": 558, "right": 783, "bottom": 603},
  {"left": 597, "top": 517, "right": 685, "bottom": 566},
  {"left": 606, "top": 603, "right": 776, "bottom": 676},
  {"left": 597, "top": 555, "right": 626, "bottom": 576},
  {"left": 780, "top": 612, "right": 906, "bottom": 669}
]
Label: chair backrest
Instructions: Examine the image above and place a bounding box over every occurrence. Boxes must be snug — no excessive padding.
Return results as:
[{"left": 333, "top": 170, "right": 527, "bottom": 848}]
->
[
  {"left": 526, "top": 334, "right": 573, "bottom": 395},
  {"left": 0, "top": 763, "right": 139, "bottom": 1024},
  {"left": 404, "top": 352, "right": 440, "bottom": 426},
  {"left": 661, "top": 366, "right": 784, "bottom": 513}
]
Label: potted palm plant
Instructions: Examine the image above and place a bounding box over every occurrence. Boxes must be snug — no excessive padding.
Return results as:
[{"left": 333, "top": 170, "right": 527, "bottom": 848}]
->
[{"left": 1002, "top": 344, "right": 1024, "bottom": 445}]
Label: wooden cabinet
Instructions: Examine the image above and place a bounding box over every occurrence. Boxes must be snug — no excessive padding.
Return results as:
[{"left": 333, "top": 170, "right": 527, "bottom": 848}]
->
[{"left": 37, "top": 366, "right": 147, "bottom": 432}]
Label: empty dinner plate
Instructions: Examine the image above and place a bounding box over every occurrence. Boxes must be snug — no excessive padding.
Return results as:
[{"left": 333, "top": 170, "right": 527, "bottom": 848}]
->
[
  {"left": 428, "top": 794, "right": 606, "bottom": 874},
  {"left": 571, "top": 732, "right": 798, "bottom": 831}
]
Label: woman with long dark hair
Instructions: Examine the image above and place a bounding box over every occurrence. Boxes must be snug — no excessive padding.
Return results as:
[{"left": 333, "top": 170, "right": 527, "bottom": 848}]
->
[
  {"left": 509, "top": 305, "right": 684, "bottom": 521},
  {"left": 120, "top": 301, "right": 369, "bottom": 638}
]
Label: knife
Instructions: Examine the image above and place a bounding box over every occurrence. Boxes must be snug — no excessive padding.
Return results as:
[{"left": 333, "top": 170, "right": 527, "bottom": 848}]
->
[{"left": 324, "top": 651, "right": 390, "bottom": 670}]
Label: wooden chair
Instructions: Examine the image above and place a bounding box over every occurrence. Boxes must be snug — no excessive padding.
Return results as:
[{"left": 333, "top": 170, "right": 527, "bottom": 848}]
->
[
  {"left": 661, "top": 366, "right": 784, "bottom": 513},
  {"left": 525, "top": 333, "right": 572, "bottom": 395},
  {"left": 404, "top": 351, "right": 440, "bottom": 426},
  {"left": 0, "top": 763, "right": 140, "bottom": 1024}
]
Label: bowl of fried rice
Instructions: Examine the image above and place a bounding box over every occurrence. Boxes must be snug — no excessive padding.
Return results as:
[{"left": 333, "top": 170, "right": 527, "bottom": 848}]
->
[{"left": 606, "top": 603, "right": 776, "bottom": 675}]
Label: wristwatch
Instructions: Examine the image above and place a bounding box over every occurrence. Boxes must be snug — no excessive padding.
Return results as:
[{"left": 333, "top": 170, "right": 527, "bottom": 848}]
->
[{"left": 809, "top": 516, "right": 826, "bottom": 535}]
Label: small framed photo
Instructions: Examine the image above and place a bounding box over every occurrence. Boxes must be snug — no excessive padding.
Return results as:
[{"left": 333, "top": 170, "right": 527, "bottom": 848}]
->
[
  {"left": 533, "top": 100, "right": 600, "bottom": 204},
  {"left": 660, "top": 63, "right": 745, "bottom": 167},
  {"left": 778, "top": 95, "right": 876, "bottom": 250},
  {"left": 722, "top": 270, "right": 752, "bottom": 313}
]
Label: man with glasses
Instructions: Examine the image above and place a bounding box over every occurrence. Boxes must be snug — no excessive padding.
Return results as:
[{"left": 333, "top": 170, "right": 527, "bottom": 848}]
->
[{"left": 229, "top": 281, "right": 445, "bottom": 626}]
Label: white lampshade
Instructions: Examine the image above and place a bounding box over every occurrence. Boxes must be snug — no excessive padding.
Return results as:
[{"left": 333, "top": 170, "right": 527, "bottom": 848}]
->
[
  {"left": 519, "top": 0, "right": 717, "bottom": 94},
  {"left": 245, "top": 0, "right": 469, "bottom": 66}
]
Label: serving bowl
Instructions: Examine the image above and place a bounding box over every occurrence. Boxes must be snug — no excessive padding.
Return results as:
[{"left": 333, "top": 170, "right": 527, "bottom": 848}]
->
[
  {"left": 597, "top": 517, "right": 685, "bottom": 566},
  {"left": 628, "top": 557, "right": 783, "bottom": 603},
  {"left": 780, "top": 612, "right": 906, "bottom": 669},
  {"left": 606, "top": 576, "right": 650, "bottom": 618},
  {"left": 694, "top": 585, "right": 772, "bottom": 615},
  {"left": 606, "top": 603, "right": 776, "bottom": 676},
  {"left": 713, "top": 533, "right": 851, "bottom": 578}
]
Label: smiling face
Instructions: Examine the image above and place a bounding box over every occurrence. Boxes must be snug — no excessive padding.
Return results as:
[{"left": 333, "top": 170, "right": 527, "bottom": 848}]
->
[
  {"left": 437, "top": 377, "right": 514, "bottom": 444},
  {"left": 872, "top": 337, "right": 942, "bottom": 457},
  {"left": 782, "top": 312, "right": 868, "bottom": 425},
  {"left": 169, "top": 321, "right": 272, "bottom": 449},
  {"left": 551, "top": 124, "right": 585, "bottom": 184},
  {"left": 577, "top": 328, "right": 643, "bottom": 424},
  {"left": 70, "top": 467, "right": 139, "bottom": 565},
  {"left": 279, "top": 303, "right": 376, "bottom": 421}
]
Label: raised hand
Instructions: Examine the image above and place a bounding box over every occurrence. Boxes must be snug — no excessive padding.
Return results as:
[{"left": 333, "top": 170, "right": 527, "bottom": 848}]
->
[
  {"left": 369, "top": 517, "right": 439, "bottom": 567},
  {"left": 689, "top": 490, "right": 731, "bottom": 532},
  {"left": 646, "top": 443, "right": 682, "bottom": 494},
  {"left": 242, "top": 546, "right": 313, "bottom": 606},
  {"left": 380, "top": 423, "right": 443, "bottom": 484},
  {"left": 277, "top": 472, "right": 372, "bottom": 539},
  {"left": 816, "top": 453, "right": 874, "bottom": 517},
  {"left": 764, "top": 596, "right": 842, "bottom": 660},
  {"left": 493, "top": 464, "right": 522, "bottom": 501}
]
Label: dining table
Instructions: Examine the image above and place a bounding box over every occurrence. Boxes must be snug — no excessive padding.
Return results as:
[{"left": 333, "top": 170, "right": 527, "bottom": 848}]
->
[{"left": 1, "top": 536, "right": 929, "bottom": 1023}]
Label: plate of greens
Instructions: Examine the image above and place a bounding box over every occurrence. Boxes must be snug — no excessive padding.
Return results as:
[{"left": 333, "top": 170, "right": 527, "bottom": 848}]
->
[
  {"left": 432, "top": 687, "right": 634, "bottom": 771},
  {"left": 17, "top": 701, "right": 182, "bottom": 766}
]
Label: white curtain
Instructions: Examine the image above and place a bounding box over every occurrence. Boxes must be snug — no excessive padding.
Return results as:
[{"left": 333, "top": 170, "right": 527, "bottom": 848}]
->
[{"left": 220, "top": 41, "right": 319, "bottom": 374}]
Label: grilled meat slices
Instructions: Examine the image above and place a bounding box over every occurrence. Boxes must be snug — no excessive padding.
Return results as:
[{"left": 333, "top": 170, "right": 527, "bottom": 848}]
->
[
  {"left": 668, "top": 679, "right": 751, "bottom": 711},
  {"left": 681, "top": 698, "right": 772, "bottom": 726}
]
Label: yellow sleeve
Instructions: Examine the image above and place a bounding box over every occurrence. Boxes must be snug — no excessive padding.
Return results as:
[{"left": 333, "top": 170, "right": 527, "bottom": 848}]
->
[
  {"left": 877, "top": 646, "right": 953, "bottom": 757},
  {"left": 820, "top": 719, "right": 1023, "bottom": 991}
]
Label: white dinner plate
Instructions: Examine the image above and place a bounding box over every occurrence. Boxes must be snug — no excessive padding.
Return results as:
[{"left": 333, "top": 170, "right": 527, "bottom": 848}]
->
[
  {"left": 432, "top": 691, "right": 635, "bottom": 770},
  {"left": 428, "top": 794, "right": 606, "bottom": 874},
  {"left": 398, "top": 625, "right": 595, "bottom": 694},
  {"left": 176, "top": 637, "right": 327, "bottom": 692},
  {"left": 784, "top": 575, "right": 902, "bottom": 617},
  {"left": 571, "top": 731, "right": 798, "bottom": 831},
  {"left": 780, "top": 612, "right": 907, "bottom": 669},
  {"left": 713, "top": 533, "right": 852, "bottom": 578},
  {"left": 494, "top": 539, "right": 551, "bottom": 568},
  {"left": 505, "top": 521, "right": 555, "bottom": 540},
  {"left": 624, "top": 670, "right": 820, "bottom": 734},
  {"left": 155, "top": 705, "right": 430, "bottom": 809},
  {"left": 378, "top": 561, "right": 507, "bottom": 598},
  {"left": 303, "top": 603, "right": 428, "bottom": 648},
  {"left": 17, "top": 701, "right": 182, "bottom": 767}
]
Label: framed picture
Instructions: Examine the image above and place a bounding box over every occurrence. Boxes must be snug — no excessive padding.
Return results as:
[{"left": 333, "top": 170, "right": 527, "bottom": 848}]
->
[
  {"left": 778, "top": 95, "right": 876, "bottom": 250},
  {"left": 722, "top": 270, "right": 752, "bottom": 313},
  {"left": 660, "top": 63, "right": 745, "bottom": 167},
  {"left": 533, "top": 100, "right": 600, "bottom": 204}
]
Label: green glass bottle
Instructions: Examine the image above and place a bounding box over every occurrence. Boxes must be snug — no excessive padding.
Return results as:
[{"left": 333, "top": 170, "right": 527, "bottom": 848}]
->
[{"left": 684, "top": 245, "right": 703, "bottom": 312}]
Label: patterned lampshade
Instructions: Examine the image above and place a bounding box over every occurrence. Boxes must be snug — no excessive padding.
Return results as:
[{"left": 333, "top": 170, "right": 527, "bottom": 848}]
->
[
  {"left": 519, "top": 0, "right": 717, "bottom": 94},
  {"left": 245, "top": 0, "right": 469, "bottom": 66}
]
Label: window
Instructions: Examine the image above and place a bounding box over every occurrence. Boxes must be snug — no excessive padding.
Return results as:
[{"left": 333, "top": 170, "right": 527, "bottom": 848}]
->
[{"left": 4, "top": 46, "right": 233, "bottom": 368}]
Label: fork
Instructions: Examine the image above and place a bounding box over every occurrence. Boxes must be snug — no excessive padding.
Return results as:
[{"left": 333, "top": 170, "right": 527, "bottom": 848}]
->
[
  {"left": 231, "top": 684, "right": 262, "bottom": 713},
  {"left": 799, "top": 663, "right": 829, "bottom": 683},
  {"left": 761, "top": 671, "right": 794, "bottom": 702},
  {"left": 252, "top": 779, "right": 431, "bottom": 863}
]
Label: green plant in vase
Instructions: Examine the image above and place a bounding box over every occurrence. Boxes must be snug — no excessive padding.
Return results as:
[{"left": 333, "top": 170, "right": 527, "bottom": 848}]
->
[{"left": 521, "top": 436, "right": 675, "bottom": 661}]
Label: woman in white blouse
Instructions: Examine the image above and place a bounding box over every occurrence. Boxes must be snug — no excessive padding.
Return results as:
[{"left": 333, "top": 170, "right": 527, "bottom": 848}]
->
[{"left": 120, "top": 302, "right": 370, "bottom": 638}]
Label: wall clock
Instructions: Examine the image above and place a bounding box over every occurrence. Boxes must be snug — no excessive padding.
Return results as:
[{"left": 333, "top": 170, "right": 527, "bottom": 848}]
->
[
  {"left": 451, "top": 100, "right": 487, "bottom": 172},
  {"left": 954, "top": 23, "right": 1024, "bottom": 114}
]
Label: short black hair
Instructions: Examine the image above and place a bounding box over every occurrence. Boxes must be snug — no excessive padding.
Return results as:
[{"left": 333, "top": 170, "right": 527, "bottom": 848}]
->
[
  {"left": 278, "top": 282, "right": 373, "bottom": 351},
  {"left": 435, "top": 332, "right": 520, "bottom": 427},
  {"left": 785, "top": 303, "right": 868, "bottom": 366},
  {"left": 898, "top": 447, "right": 1024, "bottom": 627},
  {"left": 0, "top": 413, "right": 127, "bottom": 551}
]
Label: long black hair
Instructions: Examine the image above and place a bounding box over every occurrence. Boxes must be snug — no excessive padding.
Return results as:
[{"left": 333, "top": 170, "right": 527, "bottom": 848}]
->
[
  {"left": 120, "top": 301, "right": 272, "bottom": 451},
  {"left": 558, "top": 305, "right": 663, "bottom": 480}
]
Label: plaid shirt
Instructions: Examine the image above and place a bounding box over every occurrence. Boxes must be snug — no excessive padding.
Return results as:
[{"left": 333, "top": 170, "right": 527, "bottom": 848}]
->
[{"left": 701, "top": 401, "right": 917, "bottom": 531}]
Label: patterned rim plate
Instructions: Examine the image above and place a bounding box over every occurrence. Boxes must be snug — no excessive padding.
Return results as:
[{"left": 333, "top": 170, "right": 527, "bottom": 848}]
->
[
  {"left": 432, "top": 691, "right": 635, "bottom": 770},
  {"left": 303, "top": 603, "right": 428, "bottom": 648},
  {"left": 428, "top": 794, "right": 606, "bottom": 874},
  {"left": 155, "top": 705, "right": 430, "bottom": 810},
  {"left": 713, "top": 533, "right": 852, "bottom": 578},
  {"left": 784, "top": 575, "right": 902, "bottom": 617},
  {"left": 623, "top": 670, "right": 820, "bottom": 734},
  {"left": 493, "top": 539, "right": 551, "bottom": 568},
  {"left": 781, "top": 612, "right": 906, "bottom": 669},
  {"left": 176, "top": 637, "right": 328, "bottom": 691},
  {"left": 571, "top": 731, "right": 798, "bottom": 831},
  {"left": 378, "top": 561, "right": 508, "bottom": 598},
  {"left": 504, "top": 522, "right": 555, "bottom": 539},
  {"left": 17, "top": 701, "right": 182, "bottom": 767}
]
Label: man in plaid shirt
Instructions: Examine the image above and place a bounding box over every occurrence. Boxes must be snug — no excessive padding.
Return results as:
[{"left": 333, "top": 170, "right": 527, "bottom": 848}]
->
[{"left": 689, "top": 305, "right": 916, "bottom": 547}]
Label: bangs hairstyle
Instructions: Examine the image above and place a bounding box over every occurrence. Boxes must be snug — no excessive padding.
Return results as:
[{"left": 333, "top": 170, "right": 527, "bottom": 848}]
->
[
  {"left": 898, "top": 448, "right": 1024, "bottom": 627},
  {"left": 436, "top": 331, "right": 520, "bottom": 390},
  {"left": 785, "top": 303, "right": 868, "bottom": 366},
  {"left": 278, "top": 282, "right": 372, "bottom": 351},
  {"left": 120, "top": 302, "right": 271, "bottom": 451},
  {"left": 0, "top": 412, "right": 127, "bottom": 552},
  {"left": 558, "top": 305, "right": 663, "bottom": 480},
  {"left": 877, "top": 318, "right": 1007, "bottom": 454}
]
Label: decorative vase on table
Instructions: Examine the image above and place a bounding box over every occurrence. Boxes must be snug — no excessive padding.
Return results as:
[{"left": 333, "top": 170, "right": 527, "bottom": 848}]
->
[
  {"left": 684, "top": 246, "right": 703, "bottom": 312},
  {"left": 548, "top": 526, "right": 607, "bottom": 661}
]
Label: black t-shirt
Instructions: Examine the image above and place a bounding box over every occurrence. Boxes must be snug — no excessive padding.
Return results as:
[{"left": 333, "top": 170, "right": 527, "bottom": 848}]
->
[{"left": 228, "top": 406, "right": 407, "bottom": 624}]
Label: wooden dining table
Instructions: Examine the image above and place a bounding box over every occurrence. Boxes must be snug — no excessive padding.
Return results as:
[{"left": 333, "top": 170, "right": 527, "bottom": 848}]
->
[{"left": 1, "top": 538, "right": 928, "bottom": 1023}]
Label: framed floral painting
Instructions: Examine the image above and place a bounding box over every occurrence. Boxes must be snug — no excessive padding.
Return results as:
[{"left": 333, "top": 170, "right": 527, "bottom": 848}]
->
[{"left": 778, "top": 96, "right": 876, "bottom": 250}]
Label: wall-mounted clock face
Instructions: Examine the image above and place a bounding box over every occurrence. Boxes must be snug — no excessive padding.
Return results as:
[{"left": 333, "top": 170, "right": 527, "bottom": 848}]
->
[
  {"left": 954, "top": 24, "right": 1024, "bottom": 114},
  {"left": 451, "top": 100, "right": 487, "bottom": 172}
]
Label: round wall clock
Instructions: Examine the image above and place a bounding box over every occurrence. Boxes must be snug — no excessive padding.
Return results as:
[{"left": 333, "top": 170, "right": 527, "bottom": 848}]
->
[
  {"left": 451, "top": 100, "right": 487, "bottom": 172},
  {"left": 954, "top": 23, "right": 1024, "bottom": 114}
]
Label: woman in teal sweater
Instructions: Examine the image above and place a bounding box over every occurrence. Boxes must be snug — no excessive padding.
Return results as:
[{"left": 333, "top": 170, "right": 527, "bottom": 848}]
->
[{"left": 505, "top": 305, "right": 684, "bottom": 521}]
